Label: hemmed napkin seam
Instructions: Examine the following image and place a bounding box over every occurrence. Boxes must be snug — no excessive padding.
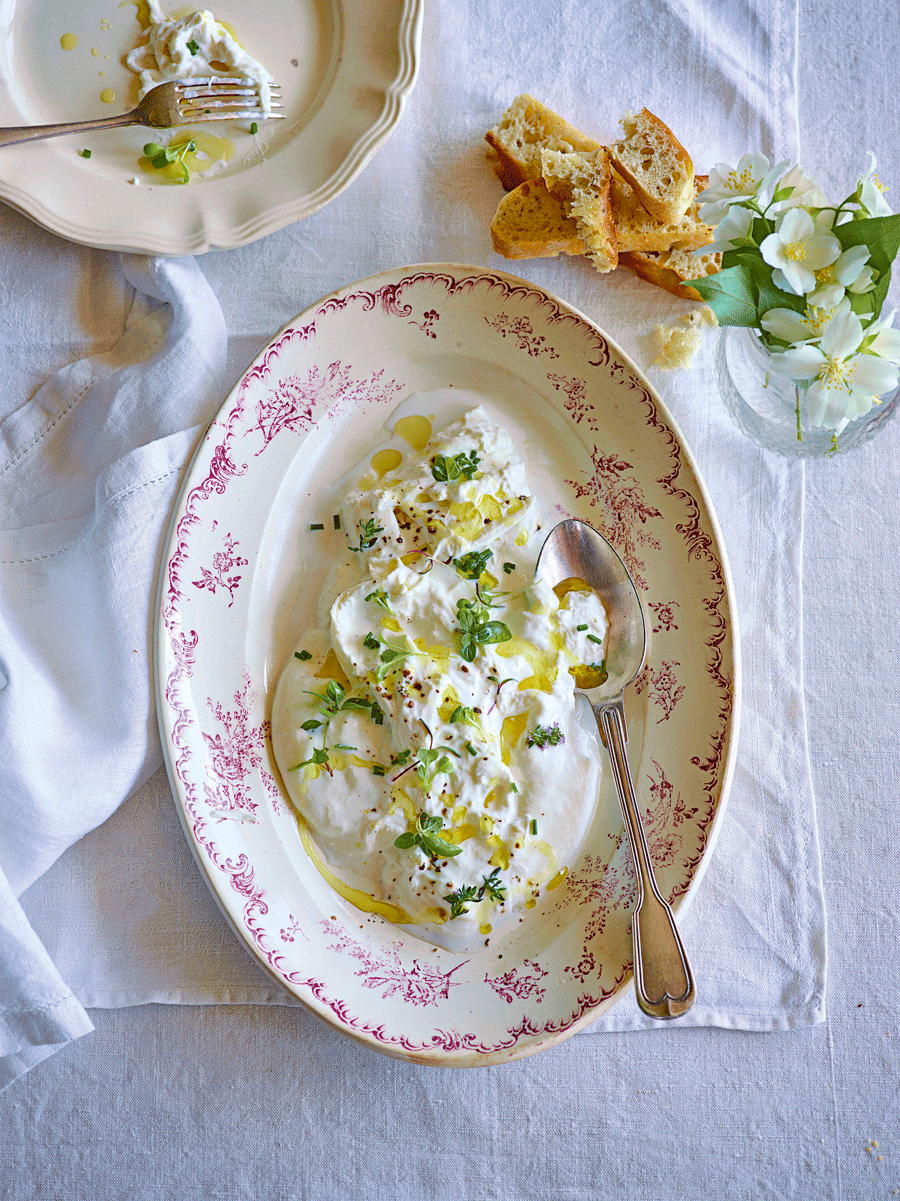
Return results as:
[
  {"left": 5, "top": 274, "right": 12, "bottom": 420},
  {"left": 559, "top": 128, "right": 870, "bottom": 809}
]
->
[
  {"left": 1, "top": 994, "right": 84, "bottom": 1021},
  {"left": 0, "top": 464, "right": 186, "bottom": 565},
  {"left": 0, "top": 377, "right": 98, "bottom": 478}
]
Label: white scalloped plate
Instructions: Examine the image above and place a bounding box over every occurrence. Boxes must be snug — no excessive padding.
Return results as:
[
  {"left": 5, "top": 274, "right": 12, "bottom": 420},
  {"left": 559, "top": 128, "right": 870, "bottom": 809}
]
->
[
  {"left": 155, "top": 264, "right": 740, "bottom": 1065},
  {"left": 0, "top": 0, "right": 421, "bottom": 253}
]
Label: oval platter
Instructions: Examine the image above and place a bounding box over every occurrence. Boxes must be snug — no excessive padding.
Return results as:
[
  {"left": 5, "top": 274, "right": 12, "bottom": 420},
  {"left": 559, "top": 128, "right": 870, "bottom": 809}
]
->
[{"left": 155, "top": 264, "right": 740, "bottom": 1065}]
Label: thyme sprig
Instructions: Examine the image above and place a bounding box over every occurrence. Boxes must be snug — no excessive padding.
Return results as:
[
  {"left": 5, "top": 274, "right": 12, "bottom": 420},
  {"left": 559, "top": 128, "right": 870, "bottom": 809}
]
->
[{"left": 443, "top": 868, "right": 506, "bottom": 919}]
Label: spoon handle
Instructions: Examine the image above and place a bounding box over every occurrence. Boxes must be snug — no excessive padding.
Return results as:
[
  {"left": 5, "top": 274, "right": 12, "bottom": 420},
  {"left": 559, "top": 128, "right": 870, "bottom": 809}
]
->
[{"left": 596, "top": 702, "right": 696, "bottom": 1019}]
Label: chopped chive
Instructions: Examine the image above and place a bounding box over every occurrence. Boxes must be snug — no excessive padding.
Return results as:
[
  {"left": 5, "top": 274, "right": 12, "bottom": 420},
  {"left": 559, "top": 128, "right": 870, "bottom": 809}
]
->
[
  {"left": 309, "top": 522, "right": 325, "bottom": 531},
  {"left": 465, "top": 742, "right": 478, "bottom": 757},
  {"left": 510, "top": 783, "right": 519, "bottom": 793},
  {"left": 80, "top": 148, "right": 92, "bottom": 158},
  {"left": 294, "top": 649, "right": 312, "bottom": 661},
  {"left": 576, "top": 623, "right": 588, "bottom": 632},
  {"left": 250, "top": 121, "right": 258, "bottom": 134},
  {"left": 587, "top": 633, "right": 604, "bottom": 644},
  {"left": 332, "top": 513, "right": 342, "bottom": 530},
  {"left": 186, "top": 39, "right": 199, "bottom": 54},
  {"left": 503, "top": 562, "right": 516, "bottom": 574},
  {"left": 373, "top": 765, "right": 386, "bottom": 777},
  {"left": 530, "top": 819, "right": 537, "bottom": 835}
]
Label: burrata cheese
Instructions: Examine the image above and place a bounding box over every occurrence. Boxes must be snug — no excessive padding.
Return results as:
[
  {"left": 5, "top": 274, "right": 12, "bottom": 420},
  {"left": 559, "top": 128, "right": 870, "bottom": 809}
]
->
[{"left": 272, "top": 407, "right": 608, "bottom": 947}]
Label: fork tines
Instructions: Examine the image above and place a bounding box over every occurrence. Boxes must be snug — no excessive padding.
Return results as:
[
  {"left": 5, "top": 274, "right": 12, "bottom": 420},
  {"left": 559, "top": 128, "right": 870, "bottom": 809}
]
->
[{"left": 175, "top": 77, "right": 285, "bottom": 121}]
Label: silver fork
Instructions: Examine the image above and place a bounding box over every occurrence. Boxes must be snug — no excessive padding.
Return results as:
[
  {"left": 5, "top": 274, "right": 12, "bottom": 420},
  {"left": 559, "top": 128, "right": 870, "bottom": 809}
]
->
[{"left": 0, "top": 79, "right": 284, "bottom": 149}]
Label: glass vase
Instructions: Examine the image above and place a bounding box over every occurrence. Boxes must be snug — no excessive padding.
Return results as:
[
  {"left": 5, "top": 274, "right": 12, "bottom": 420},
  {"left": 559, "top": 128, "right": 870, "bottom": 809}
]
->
[{"left": 715, "top": 325, "right": 900, "bottom": 457}]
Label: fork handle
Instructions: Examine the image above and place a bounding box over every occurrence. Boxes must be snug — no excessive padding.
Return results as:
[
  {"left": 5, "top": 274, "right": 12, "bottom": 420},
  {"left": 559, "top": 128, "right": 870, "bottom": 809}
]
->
[{"left": 0, "top": 110, "right": 141, "bottom": 148}]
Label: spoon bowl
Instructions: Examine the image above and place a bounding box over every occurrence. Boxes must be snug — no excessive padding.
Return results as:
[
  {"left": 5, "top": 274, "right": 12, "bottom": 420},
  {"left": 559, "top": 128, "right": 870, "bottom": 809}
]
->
[{"left": 537, "top": 518, "right": 695, "bottom": 1019}]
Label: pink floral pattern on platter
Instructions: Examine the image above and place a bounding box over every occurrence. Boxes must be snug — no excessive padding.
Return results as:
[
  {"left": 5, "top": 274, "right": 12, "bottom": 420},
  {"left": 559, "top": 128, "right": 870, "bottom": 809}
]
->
[
  {"left": 548, "top": 372, "right": 599, "bottom": 431},
  {"left": 245, "top": 360, "right": 404, "bottom": 453},
  {"left": 648, "top": 599, "right": 680, "bottom": 632},
  {"left": 192, "top": 523, "right": 248, "bottom": 607},
  {"left": 485, "top": 312, "right": 560, "bottom": 359},
  {"left": 634, "top": 659, "right": 685, "bottom": 723},
  {"left": 202, "top": 674, "right": 280, "bottom": 821},
  {"left": 280, "top": 915, "right": 306, "bottom": 943},
  {"left": 410, "top": 308, "right": 440, "bottom": 338},
  {"left": 322, "top": 920, "right": 467, "bottom": 1006},
  {"left": 563, "top": 851, "right": 631, "bottom": 983},
  {"left": 157, "top": 268, "right": 736, "bottom": 1060},
  {"left": 564, "top": 446, "right": 663, "bottom": 591},
  {"left": 485, "top": 959, "right": 549, "bottom": 1005}
]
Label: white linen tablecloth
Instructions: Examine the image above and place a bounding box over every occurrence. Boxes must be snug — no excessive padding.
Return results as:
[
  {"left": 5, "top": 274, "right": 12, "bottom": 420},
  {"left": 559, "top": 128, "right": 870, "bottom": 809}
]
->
[{"left": 0, "top": 0, "right": 828, "bottom": 1097}]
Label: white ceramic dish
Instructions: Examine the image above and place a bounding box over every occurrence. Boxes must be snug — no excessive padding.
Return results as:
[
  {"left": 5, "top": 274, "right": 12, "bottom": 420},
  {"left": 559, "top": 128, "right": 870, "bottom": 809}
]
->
[
  {"left": 156, "top": 264, "right": 740, "bottom": 1065},
  {"left": 0, "top": 0, "right": 421, "bottom": 253}
]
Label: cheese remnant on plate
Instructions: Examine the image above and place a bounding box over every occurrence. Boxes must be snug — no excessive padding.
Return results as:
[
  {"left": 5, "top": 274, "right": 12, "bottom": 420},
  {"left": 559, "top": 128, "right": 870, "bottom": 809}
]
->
[
  {"left": 126, "top": 3, "right": 274, "bottom": 117},
  {"left": 272, "top": 407, "right": 608, "bottom": 949}
]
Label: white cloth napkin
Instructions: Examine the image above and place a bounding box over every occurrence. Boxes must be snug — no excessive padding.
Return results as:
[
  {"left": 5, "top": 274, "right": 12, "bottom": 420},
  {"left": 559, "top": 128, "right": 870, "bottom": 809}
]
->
[
  {"left": 0, "top": 255, "right": 227, "bottom": 1087},
  {"left": 2, "top": 0, "right": 825, "bottom": 1090}
]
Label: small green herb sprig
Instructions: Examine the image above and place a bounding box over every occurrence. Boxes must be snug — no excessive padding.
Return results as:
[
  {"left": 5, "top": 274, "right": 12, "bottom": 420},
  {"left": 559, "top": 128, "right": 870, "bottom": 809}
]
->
[
  {"left": 525, "top": 723, "right": 565, "bottom": 750},
  {"left": 350, "top": 517, "right": 384, "bottom": 553},
  {"left": 289, "top": 680, "right": 381, "bottom": 773},
  {"left": 363, "top": 631, "right": 424, "bottom": 680},
  {"left": 143, "top": 139, "right": 196, "bottom": 184},
  {"left": 448, "top": 548, "right": 512, "bottom": 662},
  {"left": 394, "top": 812, "right": 462, "bottom": 860},
  {"left": 364, "top": 588, "right": 391, "bottom": 610},
  {"left": 451, "top": 549, "right": 493, "bottom": 580},
  {"left": 430, "top": 449, "right": 480, "bottom": 482},
  {"left": 444, "top": 868, "right": 506, "bottom": 919},
  {"left": 455, "top": 598, "right": 511, "bottom": 663}
]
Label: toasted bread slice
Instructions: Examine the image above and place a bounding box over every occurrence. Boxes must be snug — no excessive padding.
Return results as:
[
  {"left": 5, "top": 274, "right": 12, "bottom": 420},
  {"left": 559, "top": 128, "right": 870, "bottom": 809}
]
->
[
  {"left": 613, "top": 174, "right": 713, "bottom": 253},
  {"left": 540, "top": 148, "right": 618, "bottom": 272},
  {"left": 608, "top": 108, "right": 694, "bottom": 225},
  {"left": 491, "top": 177, "right": 585, "bottom": 260},
  {"left": 620, "top": 246, "right": 721, "bottom": 300},
  {"left": 485, "top": 94, "right": 603, "bottom": 191}
]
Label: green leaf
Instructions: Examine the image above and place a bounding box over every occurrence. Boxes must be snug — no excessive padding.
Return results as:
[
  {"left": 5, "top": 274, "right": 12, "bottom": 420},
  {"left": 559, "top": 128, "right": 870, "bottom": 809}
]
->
[
  {"left": 474, "top": 620, "right": 512, "bottom": 645},
  {"left": 394, "top": 812, "right": 463, "bottom": 859},
  {"left": 684, "top": 264, "right": 760, "bottom": 326}
]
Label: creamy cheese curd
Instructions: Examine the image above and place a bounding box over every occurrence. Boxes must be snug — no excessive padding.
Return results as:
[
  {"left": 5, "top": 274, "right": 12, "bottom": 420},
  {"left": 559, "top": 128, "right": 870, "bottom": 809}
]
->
[
  {"left": 272, "top": 407, "right": 609, "bottom": 949},
  {"left": 126, "top": 3, "right": 274, "bottom": 115}
]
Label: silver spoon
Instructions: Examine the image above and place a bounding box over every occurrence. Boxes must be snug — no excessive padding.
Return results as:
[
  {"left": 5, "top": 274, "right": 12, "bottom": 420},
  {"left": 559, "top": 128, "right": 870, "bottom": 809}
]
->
[{"left": 537, "top": 518, "right": 695, "bottom": 1019}]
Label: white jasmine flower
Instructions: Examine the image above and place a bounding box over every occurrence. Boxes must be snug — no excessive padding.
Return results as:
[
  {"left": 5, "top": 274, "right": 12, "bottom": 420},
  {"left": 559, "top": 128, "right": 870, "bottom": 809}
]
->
[
  {"left": 696, "top": 203, "right": 754, "bottom": 254},
  {"left": 864, "top": 307, "right": 900, "bottom": 359},
  {"left": 857, "top": 152, "right": 892, "bottom": 217},
  {"left": 773, "top": 307, "right": 900, "bottom": 429},
  {"left": 771, "top": 164, "right": 828, "bottom": 211},
  {"left": 760, "top": 207, "right": 841, "bottom": 295},
  {"left": 847, "top": 263, "right": 877, "bottom": 293},
  {"left": 761, "top": 297, "right": 851, "bottom": 344},
  {"left": 806, "top": 244, "right": 872, "bottom": 307},
  {"left": 698, "top": 153, "right": 775, "bottom": 223}
]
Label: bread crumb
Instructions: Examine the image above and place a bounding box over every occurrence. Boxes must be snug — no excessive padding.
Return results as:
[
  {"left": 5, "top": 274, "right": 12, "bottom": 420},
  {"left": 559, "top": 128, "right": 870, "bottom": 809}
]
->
[{"left": 651, "top": 306, "right": 717, "bottom": 369}]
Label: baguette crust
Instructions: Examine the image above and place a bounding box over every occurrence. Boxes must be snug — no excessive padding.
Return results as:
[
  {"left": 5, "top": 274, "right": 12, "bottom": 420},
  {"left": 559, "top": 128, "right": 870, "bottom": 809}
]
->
[
  {"left": 491, "top": 177, "right": 585, "bottom": 259},
  {"left": 613, "top": 174, "right": 713, "bottom": 253},
  {"left": 540, "top": 148, "right": 618, "bottom": 272},
  {"left": 485, "top": 94, "right": 603, "bottom": 191},
  {"left": 620, "top": 246, "right": 721, "bottom": 300},
  {"left": 608, "top": 108, "right": 694, "bottom": 225}
]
